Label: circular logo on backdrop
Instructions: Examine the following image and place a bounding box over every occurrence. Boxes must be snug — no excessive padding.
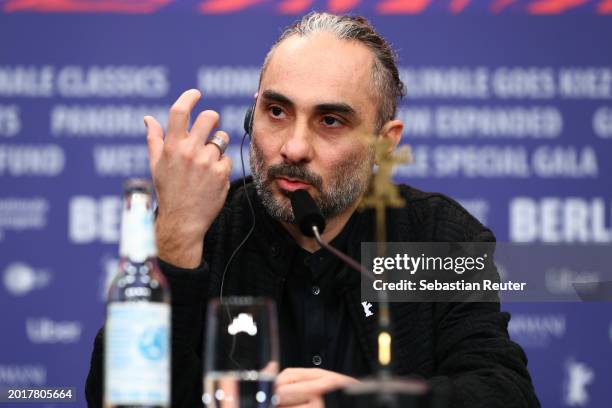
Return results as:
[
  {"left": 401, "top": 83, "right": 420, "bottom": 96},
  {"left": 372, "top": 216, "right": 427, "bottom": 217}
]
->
[
  {"left": 3, "top": 262, "right": 36, "bottom": 295},
  {"left": 138, "top": 327, "right": 168, "bottom": 361},
  {"left": 3, "top": 262, "right": 51, "bottom": 296}
]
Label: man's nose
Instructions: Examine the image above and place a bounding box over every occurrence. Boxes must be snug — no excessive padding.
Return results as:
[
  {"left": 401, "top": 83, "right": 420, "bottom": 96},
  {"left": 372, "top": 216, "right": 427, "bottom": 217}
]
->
[{"left": 279, "top": 118, "right": 313, "bottom": 164}]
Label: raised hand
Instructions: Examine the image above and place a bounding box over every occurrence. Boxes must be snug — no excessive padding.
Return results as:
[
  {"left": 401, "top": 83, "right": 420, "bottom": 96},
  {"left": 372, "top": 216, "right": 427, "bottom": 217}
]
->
[{"left": 145, "top": 89, "right": 232, "bottom": 268}]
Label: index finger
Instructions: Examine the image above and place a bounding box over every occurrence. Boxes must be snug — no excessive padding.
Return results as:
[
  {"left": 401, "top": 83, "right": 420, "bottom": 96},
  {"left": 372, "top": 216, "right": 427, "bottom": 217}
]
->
[
  {"left": 276, "top": 378, "right": 338, "bottom": 406},
  {"left": 166, "top": 89, "right": 201, "bottom": 143},
  {"left": 276, "top": 368, "right": 324, "bottom": 386}
]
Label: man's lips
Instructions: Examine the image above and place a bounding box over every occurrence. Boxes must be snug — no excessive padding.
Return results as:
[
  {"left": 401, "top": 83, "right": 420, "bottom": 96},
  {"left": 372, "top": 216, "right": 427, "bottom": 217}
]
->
[{"left": 275, "top": 177, "right": 311, "bottom": 192}]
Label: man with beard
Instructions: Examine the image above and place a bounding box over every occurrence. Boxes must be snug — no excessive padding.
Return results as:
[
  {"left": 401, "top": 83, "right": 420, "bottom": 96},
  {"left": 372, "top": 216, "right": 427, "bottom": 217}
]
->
[{"left": 86, "top": 12, "right": 539, "bottom": 408}]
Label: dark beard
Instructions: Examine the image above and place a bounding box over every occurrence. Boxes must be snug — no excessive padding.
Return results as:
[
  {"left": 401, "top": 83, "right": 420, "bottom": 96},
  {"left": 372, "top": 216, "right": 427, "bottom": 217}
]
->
[{"left": 249, "top": 139, "right": 374, "bottom": 223}]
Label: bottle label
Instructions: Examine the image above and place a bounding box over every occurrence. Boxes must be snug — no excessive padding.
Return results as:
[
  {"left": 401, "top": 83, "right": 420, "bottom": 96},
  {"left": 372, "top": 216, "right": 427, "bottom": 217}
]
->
[{"left": 105, "top": 302, "right": 170, "bottom": 406}]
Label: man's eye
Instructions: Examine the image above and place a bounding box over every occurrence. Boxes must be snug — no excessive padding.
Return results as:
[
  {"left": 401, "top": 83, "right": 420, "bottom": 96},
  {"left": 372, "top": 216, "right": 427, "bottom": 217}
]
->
[
  {"left": 322, "top": 116, "right": 342, "bottom": 127},
  {"left": 269, "top": 106, "right": 285, "bottom": 118}
]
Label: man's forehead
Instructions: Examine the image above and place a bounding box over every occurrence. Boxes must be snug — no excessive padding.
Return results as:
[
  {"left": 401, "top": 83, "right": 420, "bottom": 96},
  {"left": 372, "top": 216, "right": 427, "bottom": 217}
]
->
[{"left": 259, "top": 32, "right": 376, "bottom": 110}]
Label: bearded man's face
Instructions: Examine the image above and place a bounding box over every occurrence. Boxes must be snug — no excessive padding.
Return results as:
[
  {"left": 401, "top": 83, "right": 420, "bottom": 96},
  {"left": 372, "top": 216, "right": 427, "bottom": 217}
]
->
[{"left": 249, "top": 32, "right": 379, "bottom": 222}]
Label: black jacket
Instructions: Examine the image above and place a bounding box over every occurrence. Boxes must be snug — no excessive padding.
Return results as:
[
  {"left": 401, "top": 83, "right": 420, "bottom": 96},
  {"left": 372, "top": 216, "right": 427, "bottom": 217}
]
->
[{"left": 86, "top": 179, "right": 540, "bottom": 408}]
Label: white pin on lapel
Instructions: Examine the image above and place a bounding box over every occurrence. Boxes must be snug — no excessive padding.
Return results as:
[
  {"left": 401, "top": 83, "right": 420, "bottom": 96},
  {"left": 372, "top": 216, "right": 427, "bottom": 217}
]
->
[{"left": 361, "top": 301, "right": 374, "bottom": 317}]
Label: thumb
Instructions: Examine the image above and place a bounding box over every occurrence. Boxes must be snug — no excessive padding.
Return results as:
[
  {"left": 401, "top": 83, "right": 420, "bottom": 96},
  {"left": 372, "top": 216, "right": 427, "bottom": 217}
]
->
[{"left": 144, "top": 115, "right": 164, "bottom": 172}]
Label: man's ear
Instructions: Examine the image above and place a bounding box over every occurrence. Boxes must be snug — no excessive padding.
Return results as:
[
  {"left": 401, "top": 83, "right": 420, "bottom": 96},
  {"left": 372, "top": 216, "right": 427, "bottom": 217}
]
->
[{"left": 375, "top": 119, "right": 403, "bottom": 159}]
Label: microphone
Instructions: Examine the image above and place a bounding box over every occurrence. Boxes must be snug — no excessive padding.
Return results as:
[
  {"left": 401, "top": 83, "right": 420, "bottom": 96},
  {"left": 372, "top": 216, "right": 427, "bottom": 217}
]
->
[
  {"left": 289, "top": 189, "right": 326, "bottom": 237},
  {"left": 289, "top": 189, "right": 367, "bottom": 276}
]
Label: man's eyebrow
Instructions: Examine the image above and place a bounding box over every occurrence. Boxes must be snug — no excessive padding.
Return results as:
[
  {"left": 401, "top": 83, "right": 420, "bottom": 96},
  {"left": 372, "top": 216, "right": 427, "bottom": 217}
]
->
[
  {"left": 314, "top": 103, "right": 357, "bottom": 118},
  {"left": 261, "top": 90, "right": 294, "bottom": 107},
  {"left": 261, "top": 89, "right": 358, "bottom": 119}
]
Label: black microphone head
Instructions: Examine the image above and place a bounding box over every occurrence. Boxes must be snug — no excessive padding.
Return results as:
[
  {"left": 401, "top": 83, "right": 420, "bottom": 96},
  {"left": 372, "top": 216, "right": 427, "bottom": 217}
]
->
[{"left": 289, "top": 189, "right": 326, "bottom": 237}]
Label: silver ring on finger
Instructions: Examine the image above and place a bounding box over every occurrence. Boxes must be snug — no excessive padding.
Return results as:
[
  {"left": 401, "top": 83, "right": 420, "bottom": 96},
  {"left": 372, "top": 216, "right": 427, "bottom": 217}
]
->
[{"left": 206, "top": 134, "right": 228, "bottom": 155}]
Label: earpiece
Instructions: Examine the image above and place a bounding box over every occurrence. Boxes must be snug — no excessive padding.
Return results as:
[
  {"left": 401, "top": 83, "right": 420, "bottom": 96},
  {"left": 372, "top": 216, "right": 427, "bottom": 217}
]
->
[{"left": 243, "top": 100, "right": 256, "bottom": 135}]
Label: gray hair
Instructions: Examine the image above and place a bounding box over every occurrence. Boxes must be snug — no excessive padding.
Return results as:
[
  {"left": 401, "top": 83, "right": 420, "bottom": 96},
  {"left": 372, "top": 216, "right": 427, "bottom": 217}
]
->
[{"left": 260, "top": 12, "right": 406, "bottom": 132}]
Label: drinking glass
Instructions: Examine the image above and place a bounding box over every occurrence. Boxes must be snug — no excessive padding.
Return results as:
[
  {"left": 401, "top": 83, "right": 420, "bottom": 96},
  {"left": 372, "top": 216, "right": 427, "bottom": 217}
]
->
[{"left": 203, "top": 297, "right": 279, "bottom": 408}]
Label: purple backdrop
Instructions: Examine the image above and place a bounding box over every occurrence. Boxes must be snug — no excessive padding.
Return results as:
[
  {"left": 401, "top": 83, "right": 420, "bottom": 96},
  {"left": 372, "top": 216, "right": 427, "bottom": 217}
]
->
[{"left": 1, "top": 1, "right": 611, "bottom": 407}]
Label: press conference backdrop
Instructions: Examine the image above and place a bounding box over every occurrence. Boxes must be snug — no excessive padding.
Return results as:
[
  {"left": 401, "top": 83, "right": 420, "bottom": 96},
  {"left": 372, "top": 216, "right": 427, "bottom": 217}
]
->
[{"left": 0, "top": 1, "right": 611, "bottom": 407}]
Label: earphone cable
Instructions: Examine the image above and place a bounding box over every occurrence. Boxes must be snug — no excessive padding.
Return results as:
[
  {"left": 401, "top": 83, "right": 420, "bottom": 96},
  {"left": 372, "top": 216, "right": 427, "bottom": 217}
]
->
[{"left": 219, "top": 130, "right": 256, "bottom": 304}]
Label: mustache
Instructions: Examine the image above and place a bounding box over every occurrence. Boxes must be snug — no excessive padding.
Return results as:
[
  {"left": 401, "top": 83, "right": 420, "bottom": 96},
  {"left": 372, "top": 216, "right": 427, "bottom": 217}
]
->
[{"left": 267, "top": 163, "right": 323, "bottom": 192}]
